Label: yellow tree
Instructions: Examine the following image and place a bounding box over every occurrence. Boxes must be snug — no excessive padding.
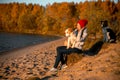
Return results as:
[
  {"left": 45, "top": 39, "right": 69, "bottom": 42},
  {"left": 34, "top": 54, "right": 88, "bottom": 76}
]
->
[
  {"left": 34, "top": 5, "right": 45, "bottom": 34},
  {"left": 10, "top": 3, "right": 19, "bottom": 31}
]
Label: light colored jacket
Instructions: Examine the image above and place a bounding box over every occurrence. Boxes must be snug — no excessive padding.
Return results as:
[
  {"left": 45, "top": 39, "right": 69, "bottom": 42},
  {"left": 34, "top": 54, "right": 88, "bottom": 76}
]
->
[{"left": 74, "top": 27, "right": 88, "bottom": 49}]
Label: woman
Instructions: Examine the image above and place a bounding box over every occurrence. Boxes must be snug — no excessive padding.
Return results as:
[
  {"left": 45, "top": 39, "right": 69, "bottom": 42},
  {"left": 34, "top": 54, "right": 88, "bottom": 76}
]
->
[{"left": 50, "top": 19, "right": 88, "bottom": 72}]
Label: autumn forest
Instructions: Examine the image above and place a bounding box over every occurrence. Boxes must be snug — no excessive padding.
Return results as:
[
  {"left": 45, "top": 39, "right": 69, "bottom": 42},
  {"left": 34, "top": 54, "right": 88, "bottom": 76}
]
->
[{"left": 0, "top": 0, "right": 120, "bottom": 40}]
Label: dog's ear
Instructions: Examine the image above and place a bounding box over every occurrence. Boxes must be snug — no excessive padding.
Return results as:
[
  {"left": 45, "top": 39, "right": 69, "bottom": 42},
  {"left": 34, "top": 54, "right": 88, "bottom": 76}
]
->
[
  {"left": 100, "top": 20, "right": 108, "bottom": 27},
  {"left": 67, "top": 28, "right": 73, "bottom": 33},
  {"left": 100, "top": 21, "right": 104, "bottom": 24}
]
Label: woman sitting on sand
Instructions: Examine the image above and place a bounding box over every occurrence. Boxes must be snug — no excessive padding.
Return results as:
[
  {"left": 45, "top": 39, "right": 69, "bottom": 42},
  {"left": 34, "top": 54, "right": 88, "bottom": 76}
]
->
[{"left": 50, "top": 19, "right": 88, "bottom": 72}]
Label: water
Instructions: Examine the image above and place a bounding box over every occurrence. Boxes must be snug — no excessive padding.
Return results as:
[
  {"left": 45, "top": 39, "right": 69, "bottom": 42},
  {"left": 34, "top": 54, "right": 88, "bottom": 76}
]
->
[{"left": 0, "top": 32, "right": 61, "bottom": 53}]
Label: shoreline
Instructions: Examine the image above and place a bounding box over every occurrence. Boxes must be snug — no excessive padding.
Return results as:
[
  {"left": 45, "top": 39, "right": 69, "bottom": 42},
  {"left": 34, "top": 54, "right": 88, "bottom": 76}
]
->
[
  {"left": 0, "top": 37, "right": 66, "bottom": 58},
  {"left": 0, "top": 32, "right": 62, "bottom": 54},
  {"left": 0, "top": 37, "right": 66, "bottom": 79}
]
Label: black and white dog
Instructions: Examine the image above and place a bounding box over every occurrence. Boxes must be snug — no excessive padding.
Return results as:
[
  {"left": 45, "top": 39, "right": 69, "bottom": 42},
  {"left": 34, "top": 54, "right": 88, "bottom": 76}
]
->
[{"left": 101, "top": 20, "right": 116, "bottom": 43}]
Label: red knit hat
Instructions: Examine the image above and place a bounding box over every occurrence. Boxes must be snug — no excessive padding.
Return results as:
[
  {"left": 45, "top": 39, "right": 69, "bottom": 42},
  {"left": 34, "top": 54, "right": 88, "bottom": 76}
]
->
[{"left": 77, "top": 19, "right": 88, "bottom": 28}]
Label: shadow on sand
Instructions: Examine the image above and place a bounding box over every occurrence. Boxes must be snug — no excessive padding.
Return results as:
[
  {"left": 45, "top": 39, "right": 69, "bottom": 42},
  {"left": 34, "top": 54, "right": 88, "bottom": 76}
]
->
[{"left": 84, "top": 41, "right": 104, "bottom": 56}]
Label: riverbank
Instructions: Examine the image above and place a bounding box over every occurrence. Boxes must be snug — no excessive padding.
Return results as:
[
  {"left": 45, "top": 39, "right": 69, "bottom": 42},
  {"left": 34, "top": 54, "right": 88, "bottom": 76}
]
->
[
  {"left": 0, "top": 37, "right": 66, "bottom": 79},
  {"left": 0, "top": 37, "right": 120, "bottom": 80}
]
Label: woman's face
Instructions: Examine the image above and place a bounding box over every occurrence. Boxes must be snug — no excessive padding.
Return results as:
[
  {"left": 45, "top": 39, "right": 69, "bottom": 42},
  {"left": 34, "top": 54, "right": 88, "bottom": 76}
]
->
[{"left": 77, "top": 23, "right": 81, "bottom": 31}]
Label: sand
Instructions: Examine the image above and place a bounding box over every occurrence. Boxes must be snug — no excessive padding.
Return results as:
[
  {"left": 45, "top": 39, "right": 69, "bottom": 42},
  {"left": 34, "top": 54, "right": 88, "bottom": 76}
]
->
[
  {"left": 0, "top": 37, "right": 65, "bottom": 80},
  {"left": 0, "top": 37, "right": 120, "bottom": 80}
]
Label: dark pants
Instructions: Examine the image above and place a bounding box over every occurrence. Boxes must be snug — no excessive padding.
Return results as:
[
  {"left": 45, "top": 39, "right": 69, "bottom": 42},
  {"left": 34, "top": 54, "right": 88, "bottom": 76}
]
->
[{"left": 54, "top": 46, "right": 82, "bottom": 68}]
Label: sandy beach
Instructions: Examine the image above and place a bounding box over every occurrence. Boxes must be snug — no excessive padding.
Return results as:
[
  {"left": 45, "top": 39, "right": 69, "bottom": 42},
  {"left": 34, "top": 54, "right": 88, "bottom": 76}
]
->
[
  {"left": 0, "top": 37, "right": 65, "bottom": 80},
  {"left": 0, "top": 37, "right": 120, "bottom": 80}
]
